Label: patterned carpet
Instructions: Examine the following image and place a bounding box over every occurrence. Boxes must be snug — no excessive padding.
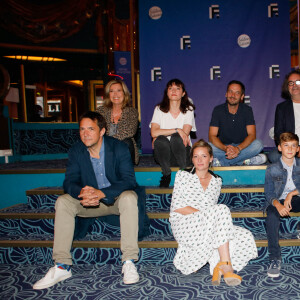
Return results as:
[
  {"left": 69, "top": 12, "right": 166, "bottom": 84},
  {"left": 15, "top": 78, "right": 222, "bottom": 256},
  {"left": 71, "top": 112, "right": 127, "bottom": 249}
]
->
[{"left": 1, "top": 263, "right": 300, "bottom": 300}]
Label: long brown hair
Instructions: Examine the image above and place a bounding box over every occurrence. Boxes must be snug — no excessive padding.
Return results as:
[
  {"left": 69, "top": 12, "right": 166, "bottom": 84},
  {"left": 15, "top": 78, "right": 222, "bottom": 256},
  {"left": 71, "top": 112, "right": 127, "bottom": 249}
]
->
[{"left": 157, "top": 79, "right": 195, "bottom": 113}]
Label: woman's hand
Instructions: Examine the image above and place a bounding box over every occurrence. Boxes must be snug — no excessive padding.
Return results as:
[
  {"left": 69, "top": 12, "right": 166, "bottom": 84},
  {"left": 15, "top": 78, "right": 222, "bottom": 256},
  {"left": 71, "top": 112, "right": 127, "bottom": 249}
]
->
[
  {"left": 177, "top": 128, "right": 190, "bottom": 147},
  {"left": 174, "top": 206, "right": 199, "bottom": 215}
]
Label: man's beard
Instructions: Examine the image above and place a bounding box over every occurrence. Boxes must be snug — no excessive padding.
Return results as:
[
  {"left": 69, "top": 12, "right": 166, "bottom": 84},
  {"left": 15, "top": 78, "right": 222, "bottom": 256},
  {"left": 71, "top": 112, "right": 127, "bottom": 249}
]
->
[{"left": 226, "top": 98, "right": 239, "bottom": 106}]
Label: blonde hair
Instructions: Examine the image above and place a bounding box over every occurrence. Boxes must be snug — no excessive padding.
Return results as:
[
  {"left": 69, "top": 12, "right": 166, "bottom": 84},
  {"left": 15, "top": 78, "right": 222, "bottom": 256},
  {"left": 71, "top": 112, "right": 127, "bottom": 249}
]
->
[
  {"left": 190, "top": 139, "right": 213, "bottom": 160},
  {"left": 103, "top": 80, "right": 131, "bottom": 109}
]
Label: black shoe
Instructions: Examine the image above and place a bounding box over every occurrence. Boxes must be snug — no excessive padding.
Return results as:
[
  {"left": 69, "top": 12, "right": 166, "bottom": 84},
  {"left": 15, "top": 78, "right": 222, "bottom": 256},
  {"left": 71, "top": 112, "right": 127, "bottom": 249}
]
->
[{"left": 159, "top": 174, "right": 171, "bottom": 187}]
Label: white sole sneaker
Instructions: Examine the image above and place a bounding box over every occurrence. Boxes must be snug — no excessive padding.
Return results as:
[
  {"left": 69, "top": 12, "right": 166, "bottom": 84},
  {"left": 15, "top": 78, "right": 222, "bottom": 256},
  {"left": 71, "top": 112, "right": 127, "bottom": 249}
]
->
[{"left": 33, "top": 266, "right": 72, "bottom": 289}]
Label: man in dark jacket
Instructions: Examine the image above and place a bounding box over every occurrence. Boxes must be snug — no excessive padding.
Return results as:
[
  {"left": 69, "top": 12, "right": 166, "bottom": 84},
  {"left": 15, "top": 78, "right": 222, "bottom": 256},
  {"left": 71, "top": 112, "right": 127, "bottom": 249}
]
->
[
  {"left": 269, "top": 70, "right": 300, "bottom": 162},
  {"left": 33, "top": 111, "right": 140, "bottom": 289}
]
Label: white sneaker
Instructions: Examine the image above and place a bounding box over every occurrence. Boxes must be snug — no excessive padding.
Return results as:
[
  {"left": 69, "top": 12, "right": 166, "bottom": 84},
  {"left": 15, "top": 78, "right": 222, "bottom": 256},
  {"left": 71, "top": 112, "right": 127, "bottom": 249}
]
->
[
  {"left": 122, "top": 260, "right": 139, "bottom": 284},
  {"left": 33, "top": 265, "right": 72, "bottom": 289},
  {"left": 244, "top": 154, "right": 267, "bottom": 165}
]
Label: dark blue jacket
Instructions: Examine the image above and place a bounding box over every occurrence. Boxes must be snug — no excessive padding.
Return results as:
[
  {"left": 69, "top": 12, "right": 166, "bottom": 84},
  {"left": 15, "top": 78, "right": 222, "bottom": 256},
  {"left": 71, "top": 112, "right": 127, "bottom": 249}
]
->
[
  {"left": 64, "top": 136, "right": 149, "bottom": 239},
  {"left": 274, "top": 100, "right": 295, "bottom": 145},
  {"left": 63, "top": 135, "right": 137, "bottom": 205},
  {"left": 264, "top": 158, "right": 300, "bottom": 210}
]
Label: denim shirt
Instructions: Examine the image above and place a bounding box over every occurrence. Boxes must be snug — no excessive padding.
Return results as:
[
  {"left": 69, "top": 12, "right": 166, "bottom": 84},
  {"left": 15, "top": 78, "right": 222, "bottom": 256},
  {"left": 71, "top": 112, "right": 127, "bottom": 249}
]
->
[{"left": 264, "top": 158, "right": 300, "bottom": 210}]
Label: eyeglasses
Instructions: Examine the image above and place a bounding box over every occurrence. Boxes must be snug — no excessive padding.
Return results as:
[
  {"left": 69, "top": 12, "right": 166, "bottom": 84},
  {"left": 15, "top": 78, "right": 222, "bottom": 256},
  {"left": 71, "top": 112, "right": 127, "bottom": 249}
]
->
[{"left": 288, "top": 80, "right": 300, "bottom": 86}]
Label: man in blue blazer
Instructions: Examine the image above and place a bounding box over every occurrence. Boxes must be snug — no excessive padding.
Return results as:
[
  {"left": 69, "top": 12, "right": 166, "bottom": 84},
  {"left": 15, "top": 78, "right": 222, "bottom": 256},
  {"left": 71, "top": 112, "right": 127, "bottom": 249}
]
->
[{"left": 33, "top": 111, "right": 140, "bottom": 289}]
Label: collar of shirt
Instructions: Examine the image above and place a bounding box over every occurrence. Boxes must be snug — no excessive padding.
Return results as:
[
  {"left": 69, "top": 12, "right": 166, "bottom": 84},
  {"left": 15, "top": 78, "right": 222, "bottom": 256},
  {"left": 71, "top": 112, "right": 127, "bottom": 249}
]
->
[
  {"left": 89, "top": 138, "right": 111, "bottom": 189},
  {"left": 280, "top": 156, "right": 296, "bottom": 171}
]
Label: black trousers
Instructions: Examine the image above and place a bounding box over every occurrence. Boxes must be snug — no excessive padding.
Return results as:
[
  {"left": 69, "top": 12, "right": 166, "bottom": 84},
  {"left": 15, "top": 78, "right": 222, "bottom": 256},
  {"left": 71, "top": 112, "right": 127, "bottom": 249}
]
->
[{"left": 153, "top": 133, "right": 191, "bottom": 176}]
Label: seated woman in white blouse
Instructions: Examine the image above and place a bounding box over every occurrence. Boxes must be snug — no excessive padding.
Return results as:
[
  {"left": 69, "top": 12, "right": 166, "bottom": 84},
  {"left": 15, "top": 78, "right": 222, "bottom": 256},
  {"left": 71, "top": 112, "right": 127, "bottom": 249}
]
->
[
  {"left": 150, "top": 79, "right": 196, "bottom": 187},
  {"left": 170, "top": 139, "right": 257, "bottom": 286}
]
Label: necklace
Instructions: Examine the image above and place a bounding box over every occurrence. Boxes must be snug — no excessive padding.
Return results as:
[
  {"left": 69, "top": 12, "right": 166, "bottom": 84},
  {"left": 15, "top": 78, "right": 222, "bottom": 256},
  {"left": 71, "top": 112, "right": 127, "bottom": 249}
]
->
[{"left": 111, "top": 110, "right": 122, "bottom": 124}]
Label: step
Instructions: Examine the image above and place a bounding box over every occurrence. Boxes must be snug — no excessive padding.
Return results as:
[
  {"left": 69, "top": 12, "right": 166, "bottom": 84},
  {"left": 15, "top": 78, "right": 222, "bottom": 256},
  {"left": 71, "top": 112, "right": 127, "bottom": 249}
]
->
[
  {"left": 0, "top": 233, "right": 300, "bottom": 265},
  {"left": 1, "top": 204, "right": 300, "bottom": 227},
  {"left": 0, "top": 162, "right": 267, "bottom": 209},
  {"left": 25, "top": 185, "right": 266, "bottom": 211}
]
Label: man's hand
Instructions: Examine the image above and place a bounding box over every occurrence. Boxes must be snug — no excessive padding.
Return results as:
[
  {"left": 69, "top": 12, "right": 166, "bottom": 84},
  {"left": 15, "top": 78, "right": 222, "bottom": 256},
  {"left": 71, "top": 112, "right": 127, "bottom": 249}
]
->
[
  {"left": 284, "top": 190, "right": 299, "bottom": 210},
  {"left": 78, "top": 186, "right": 105, "bottom": 207},
  {"left": 225, "top": 145, "right": 239, "bottom": 159},
  {"left": 284, "top": 193, "right": 293, "bottom": 211},
  {"left": 274, "top": 201, "right": 290, "bottom": 217}
]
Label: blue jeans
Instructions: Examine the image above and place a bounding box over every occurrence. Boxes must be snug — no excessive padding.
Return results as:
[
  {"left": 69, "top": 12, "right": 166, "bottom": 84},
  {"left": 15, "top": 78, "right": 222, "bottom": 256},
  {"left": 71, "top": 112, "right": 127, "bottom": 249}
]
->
[
  {"left": 209, "top": 139, "right": 264, "bottom": 166},
  {"left": 267, "top": 148, "right": 281, "bottom": 163},
  {"left": 266, "top": 196, "right": 300, "bottom": 260}
]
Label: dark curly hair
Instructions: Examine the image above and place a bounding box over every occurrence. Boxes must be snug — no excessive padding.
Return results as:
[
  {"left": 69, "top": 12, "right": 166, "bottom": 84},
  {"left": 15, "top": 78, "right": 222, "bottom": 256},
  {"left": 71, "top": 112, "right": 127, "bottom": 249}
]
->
[
  {"left": 157, "top": 79, "right": 195, "bottom": 113},
  {"left": 281, "top": 69, "right": 300, "bottom": 100}
]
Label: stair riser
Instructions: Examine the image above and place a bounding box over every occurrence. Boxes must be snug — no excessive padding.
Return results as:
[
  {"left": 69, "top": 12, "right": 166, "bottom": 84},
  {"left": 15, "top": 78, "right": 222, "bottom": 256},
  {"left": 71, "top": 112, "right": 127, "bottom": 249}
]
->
[
  {"left": 27, "top": 192, "right": 266, "bottom": 211},
  {"left": 0, "top": 217, "right": 299, "bottom": 237},
  {"left": 0, "top": 246, "right": 299, "bottom": 265}
]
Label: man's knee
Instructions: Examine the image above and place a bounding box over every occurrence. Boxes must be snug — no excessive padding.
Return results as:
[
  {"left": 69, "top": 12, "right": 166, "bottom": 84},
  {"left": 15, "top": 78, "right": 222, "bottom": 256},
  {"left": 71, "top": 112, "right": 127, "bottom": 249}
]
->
[
  {"left": 266, "top": 205, "right": 280, "bottom": 223},
  {"left": 118, "top": 190, "right": 138, "bottom": 211},
  {"left": 250, "top": 139, "right": 264, "bottom": 152},
  {"left": 55, "top": 194, "right": 78, "bottom": 214}
]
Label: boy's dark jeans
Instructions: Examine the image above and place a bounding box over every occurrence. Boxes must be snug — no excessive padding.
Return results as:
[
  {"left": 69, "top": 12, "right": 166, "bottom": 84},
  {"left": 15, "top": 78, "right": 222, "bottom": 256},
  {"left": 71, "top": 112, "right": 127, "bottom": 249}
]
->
[{"left": 266, "top": 196, "right": 300, "bottom": 260}]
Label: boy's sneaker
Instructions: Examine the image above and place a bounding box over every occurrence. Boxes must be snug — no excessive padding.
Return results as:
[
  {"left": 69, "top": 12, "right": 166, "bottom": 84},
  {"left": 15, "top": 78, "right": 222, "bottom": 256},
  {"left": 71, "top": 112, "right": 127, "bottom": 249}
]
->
[
  {"left": 122, "top": 260, "right": 139, "bottom": 284},
  {"left": 212, "top": 158, "right": 222, "bottom": 167},
  {"left": 244, "top": 154, "right": 267, "bottom": 165},
  {"left": 33, "top": 265, "right": 72, "bottom": 289},
  {"left": 267, "top": 260, "right": 281, "bottom": 278}
]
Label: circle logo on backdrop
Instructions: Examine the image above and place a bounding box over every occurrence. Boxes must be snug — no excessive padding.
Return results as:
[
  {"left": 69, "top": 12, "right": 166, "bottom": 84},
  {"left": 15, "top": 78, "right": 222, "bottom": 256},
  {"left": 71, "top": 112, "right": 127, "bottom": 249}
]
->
[
  {"left": 237, "top": 34, "right": 251, "bottom": 48},
  {"left": 119, "top": 57, "right": 127, "bottom": 66},
  {"left": 149, "top": 6, "right": 162, "bottom": 20}
]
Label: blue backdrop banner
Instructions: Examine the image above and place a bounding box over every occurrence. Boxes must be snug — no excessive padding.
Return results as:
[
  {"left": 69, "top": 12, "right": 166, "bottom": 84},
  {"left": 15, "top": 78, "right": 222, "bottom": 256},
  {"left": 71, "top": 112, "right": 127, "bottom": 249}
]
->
[{"left": 139, "top": 0, "right": 291, "bottom": 153}]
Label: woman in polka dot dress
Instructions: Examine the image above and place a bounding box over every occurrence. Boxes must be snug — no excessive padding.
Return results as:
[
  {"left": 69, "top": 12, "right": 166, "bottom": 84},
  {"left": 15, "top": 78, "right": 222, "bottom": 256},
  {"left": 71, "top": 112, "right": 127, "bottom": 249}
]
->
[{"left": 170, "top": 139, "right": 257, "bottom": 286}]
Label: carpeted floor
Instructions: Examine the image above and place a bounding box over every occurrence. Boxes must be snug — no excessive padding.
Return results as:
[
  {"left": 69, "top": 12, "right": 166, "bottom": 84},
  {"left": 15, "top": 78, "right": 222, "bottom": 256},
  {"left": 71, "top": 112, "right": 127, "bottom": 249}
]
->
[{"left": 1, "top": 263, "right": 300, "bottom": 300}]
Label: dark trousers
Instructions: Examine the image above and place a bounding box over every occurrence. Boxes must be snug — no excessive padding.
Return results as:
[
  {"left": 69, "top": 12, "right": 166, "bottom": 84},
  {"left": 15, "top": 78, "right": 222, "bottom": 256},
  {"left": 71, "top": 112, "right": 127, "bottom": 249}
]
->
[
  {"left": 153, "top": 133, "right": 191, "bottom": 176},
  {"left": 122, "top": 137, "right": 135, "bottom": 164},
  {"left": 266, "top": 196, "right": 300, "bottom": 260}
]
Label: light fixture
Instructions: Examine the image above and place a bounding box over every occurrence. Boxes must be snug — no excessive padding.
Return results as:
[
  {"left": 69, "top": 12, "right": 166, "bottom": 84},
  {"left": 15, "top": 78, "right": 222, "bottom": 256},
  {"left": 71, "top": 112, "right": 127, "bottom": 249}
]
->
[{"left": 3, "top": 56, "right": 67, "bottom": 62}]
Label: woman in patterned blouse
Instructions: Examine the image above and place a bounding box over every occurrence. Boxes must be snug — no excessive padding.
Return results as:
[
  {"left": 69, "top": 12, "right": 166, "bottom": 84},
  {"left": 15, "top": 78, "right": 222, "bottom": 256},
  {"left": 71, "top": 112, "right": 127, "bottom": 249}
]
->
[
  {"left": 97, "top": 80, "right": 139, "bottom": 165},
  {"left": 170, "top": 139, "right": 257, "bottom": 285}
]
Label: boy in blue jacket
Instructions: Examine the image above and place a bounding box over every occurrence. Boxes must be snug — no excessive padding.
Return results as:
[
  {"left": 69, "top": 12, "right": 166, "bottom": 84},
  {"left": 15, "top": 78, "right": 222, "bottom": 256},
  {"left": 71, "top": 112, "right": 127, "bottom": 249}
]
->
[{"left": 265, "top": 132, "right": 300, "bottom": 277}]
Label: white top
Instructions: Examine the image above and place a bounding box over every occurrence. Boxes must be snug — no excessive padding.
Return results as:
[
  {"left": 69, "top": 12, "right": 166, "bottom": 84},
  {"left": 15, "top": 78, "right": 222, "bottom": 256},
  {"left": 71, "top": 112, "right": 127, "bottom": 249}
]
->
[
  {"left": 150, "top": 106, "right": 196, "bottom": 140},
  {"left": 293, "top": 102, "right": 300, "bottom": 138}
]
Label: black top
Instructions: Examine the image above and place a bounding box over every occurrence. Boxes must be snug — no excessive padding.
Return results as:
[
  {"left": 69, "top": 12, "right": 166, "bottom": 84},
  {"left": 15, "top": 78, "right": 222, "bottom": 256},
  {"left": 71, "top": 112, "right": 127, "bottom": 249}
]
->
[
  {"left": 210, "top": 103, "right": 255, "bottom": 144},
  {"left": 274, "top": 100, "right": 295, "bottom": 145}
]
